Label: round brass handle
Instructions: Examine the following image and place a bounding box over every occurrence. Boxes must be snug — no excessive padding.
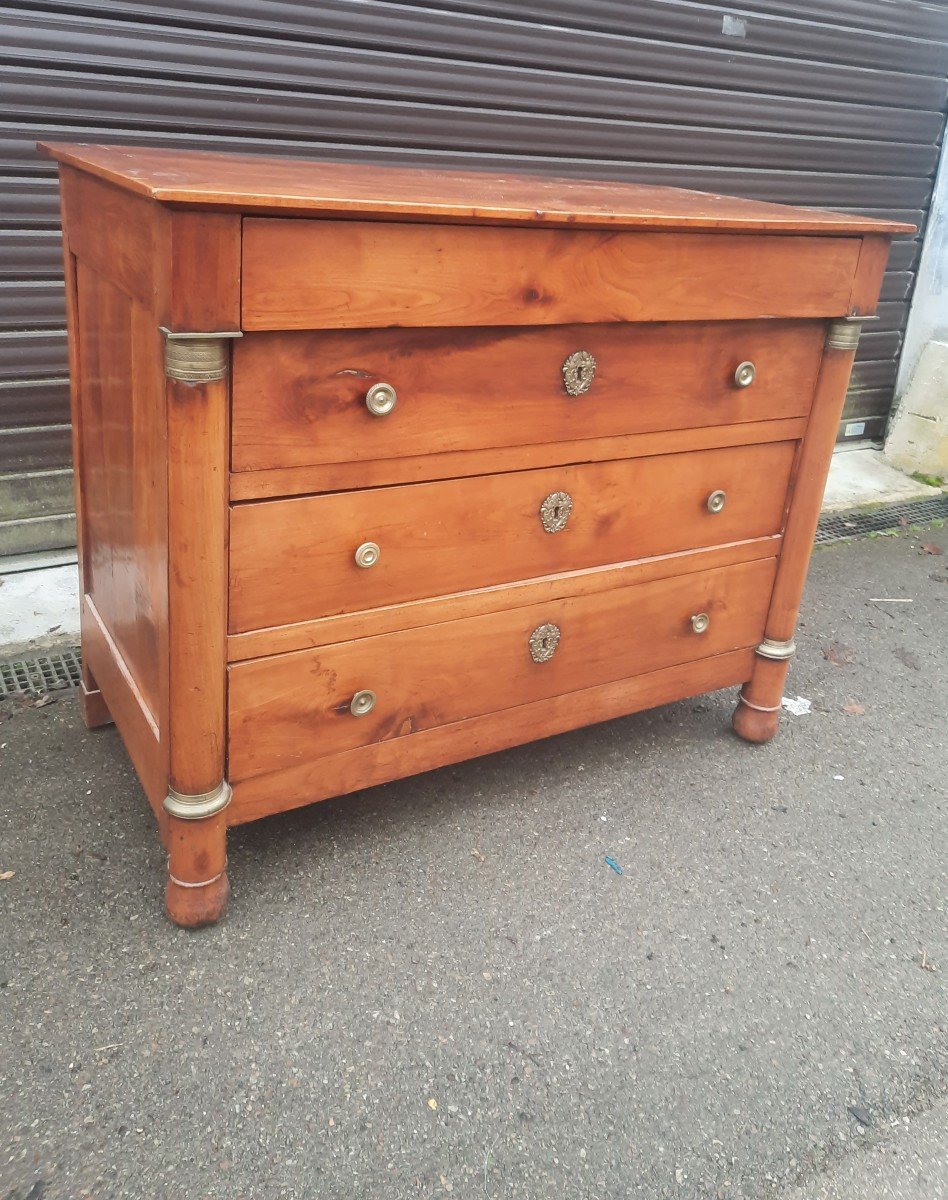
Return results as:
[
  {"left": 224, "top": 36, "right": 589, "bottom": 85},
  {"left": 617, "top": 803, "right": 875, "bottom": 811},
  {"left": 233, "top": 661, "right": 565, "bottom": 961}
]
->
[
  {"left": 706, "top": 489, "right": 727, "bottom": 514},
  {"left": 354, "top": 541, "right": 380, "bottom": 569},
  {"left": 529, "top": 622, "right": 561, "bottom": 663},
  {"left": 365, "top": 381, "right": 397, "bottom": 416},
  {"left": 691, "top": 613, "right": 710, "bottom": 634},
  {"left": 350, "top": 689, "right": 377, "bottom": 716},
  {"left": 540, "top": 490, "right": 573, "bottom": 533},
  {"left": 734, "top": 360, "right": 756, "bottom": 388}
]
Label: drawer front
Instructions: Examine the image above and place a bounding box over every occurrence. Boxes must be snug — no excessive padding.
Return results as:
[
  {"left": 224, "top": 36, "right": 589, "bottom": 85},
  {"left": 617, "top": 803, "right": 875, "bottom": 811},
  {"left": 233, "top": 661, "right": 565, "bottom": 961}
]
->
[
  {"left": 229, "top": 439, "right": 795, "bottom": 634},
  {"left": 231, "top": 319, "right": 822, "bottom": 474},
  {"left": 228, "top": 556, "right": 776, "bottom": 781},
  {"left": 241, "top": 219, "right": 861, "bottom": 330}
]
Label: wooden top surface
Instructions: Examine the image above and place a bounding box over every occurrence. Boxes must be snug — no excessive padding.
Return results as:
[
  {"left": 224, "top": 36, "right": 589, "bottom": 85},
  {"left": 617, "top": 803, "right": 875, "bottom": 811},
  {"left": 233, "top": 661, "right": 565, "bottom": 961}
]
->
[{"left": 38, "top": 142, "right": 914, "bottom": 235}]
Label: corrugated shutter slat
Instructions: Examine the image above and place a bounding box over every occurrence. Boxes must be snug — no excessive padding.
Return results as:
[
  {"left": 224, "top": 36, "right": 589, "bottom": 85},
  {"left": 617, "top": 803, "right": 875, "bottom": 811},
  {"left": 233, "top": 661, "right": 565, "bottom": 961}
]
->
[{"left": 1, "top": 0, "right": 944, "bottom": 554}]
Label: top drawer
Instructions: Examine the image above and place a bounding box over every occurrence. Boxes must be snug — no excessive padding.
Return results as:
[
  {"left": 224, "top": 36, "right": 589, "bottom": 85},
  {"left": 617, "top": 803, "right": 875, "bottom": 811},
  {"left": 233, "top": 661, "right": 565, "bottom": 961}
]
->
[{"left": 241, "top": 219, "right": 862, "bottom": 330}]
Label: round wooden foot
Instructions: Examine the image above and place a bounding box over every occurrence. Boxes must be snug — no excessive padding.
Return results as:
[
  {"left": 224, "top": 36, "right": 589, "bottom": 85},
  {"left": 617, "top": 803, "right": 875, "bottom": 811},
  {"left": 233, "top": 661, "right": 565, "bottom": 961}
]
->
[
  {"left": 732, "top": 696, "right": 780, "bottom": 744},
  {"left": 165, "top": 870, "right": 229, "bottom": 928}
]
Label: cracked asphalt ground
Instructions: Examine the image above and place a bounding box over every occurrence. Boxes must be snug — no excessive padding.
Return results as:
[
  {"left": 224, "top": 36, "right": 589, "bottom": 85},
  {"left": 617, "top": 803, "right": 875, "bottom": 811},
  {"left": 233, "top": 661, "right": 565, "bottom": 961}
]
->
[{"left": 1, "top": 523, "right": 946, "bottom": 1200}]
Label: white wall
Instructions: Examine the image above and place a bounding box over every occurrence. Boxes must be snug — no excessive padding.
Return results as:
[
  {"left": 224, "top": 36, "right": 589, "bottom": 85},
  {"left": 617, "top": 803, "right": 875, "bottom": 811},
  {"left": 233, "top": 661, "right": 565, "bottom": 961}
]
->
[{"left": 896, "top": 131, "right": 948, "bottom": 397}]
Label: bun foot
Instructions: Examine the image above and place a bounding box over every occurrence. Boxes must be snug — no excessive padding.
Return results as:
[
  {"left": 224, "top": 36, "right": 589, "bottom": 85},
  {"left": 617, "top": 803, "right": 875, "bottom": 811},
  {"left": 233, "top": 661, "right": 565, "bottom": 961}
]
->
[
  {"left": 163, "top": 799, "right": 229, "bottom": 927},
  {"left": 165, "top": 870, "right": 229, "bottom": 928},
  {"left": 732, "top": 695, "right": 780, "bottom": 744}
]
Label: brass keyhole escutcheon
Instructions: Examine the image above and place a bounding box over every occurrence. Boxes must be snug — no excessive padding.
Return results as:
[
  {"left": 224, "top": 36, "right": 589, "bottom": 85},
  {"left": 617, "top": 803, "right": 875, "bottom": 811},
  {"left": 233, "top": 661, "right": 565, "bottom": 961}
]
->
[
  {"left": 350, "top": 689, "right": 377, "bottom": 716},
  {"left": 540, "top": 490, "right": 573, "bottom": 533},
  {"left": 691, "top": 613, "right": 710, "bottom": 634},
  {"left": 706, "top": 489, "right": 727, "bottom": 514},
  {"left": 562, "top": 350, "right": 597, "bottom": 396},
  {"left": 529, "top": 622, "right": 561, "bottom": 663},
  {"left": 734, "top": 361, "right": 756, "bottom": 388}
]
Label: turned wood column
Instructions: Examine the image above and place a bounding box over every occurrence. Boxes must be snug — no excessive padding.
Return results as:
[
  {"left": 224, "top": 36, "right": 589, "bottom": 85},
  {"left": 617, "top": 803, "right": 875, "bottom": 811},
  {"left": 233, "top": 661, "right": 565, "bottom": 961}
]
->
[
  {"left": 161, "top": 329, "right": 239, "bottom": 926},
  {"left": 733, "top": 316, "right": 863, "bottom": 743}
]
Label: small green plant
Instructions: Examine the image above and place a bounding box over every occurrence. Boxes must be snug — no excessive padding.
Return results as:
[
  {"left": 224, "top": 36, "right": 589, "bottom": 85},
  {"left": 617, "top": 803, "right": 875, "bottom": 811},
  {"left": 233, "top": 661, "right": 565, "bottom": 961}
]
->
[{"left": 911, "top": 470, "right": 946, "bottom": 489}]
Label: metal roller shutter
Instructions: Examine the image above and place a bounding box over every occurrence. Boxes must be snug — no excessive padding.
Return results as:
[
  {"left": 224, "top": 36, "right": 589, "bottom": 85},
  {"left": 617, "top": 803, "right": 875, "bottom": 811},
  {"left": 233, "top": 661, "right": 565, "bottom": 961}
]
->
[{"left": 2, "top": 0, "right": 946, "bottom": 555}]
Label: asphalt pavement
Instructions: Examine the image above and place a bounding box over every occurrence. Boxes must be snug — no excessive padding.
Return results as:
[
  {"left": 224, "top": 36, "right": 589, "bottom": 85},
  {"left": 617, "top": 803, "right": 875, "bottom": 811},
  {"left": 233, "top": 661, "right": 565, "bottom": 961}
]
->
[{"left": 1, "top": 523, "right": 945, "bottom": 1200}]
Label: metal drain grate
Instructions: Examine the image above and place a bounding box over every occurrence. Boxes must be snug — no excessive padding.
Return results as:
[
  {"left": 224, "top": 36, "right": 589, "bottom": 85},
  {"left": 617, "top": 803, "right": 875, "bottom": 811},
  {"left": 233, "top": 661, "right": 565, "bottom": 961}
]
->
[
  {"left": 0, "top": 647, "right": 82, "bottom": 700},
  {"left": 816, "top": 494, "right": 948, "bottom": 545}
]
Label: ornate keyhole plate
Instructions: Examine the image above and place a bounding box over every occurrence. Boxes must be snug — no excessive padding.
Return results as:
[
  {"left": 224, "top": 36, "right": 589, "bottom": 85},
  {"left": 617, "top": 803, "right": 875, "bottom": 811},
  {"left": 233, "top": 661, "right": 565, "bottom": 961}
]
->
[
  {"left": 529, "top": 622, "right": 561, "bottom": 663},
  {"left": 562, "top": 350, "right": 597, "bottom": 396},
  {"left": 540, "top": 490, "right": 573, "bottom": 533}
]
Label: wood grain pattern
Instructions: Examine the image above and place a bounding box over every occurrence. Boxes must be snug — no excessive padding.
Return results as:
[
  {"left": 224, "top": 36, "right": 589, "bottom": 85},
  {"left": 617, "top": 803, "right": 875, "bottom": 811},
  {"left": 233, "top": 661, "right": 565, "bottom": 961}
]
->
[
  {"left": 849, "top": 234, "right": 894, "bottom": 317},
  {"left": 229, "top": 556, "right": 776, "bottom": 782},
  {"left": 60, "top": 167, "right": 167, "bottom": 310},
  {"left": 229, "top": 416, "right": 808, "bottom": 500},
  {"left": 231, "top": 319, "right": 823, "bottom": 473},
  {"left": 39, "top": 144, "right": 914, "bottom": 235},
  {"left": 58, "top": 158, "right": 172, "bottom": 820},
  {"left": 81, "top": 595, "right": 164, "bottom": 813},
  {"left": 227, "top": 535, "right": 780, "bottom": 662},
  {"left": 230, "top": 440, "right": 796, "bottom": 633},
  {"left": 229, "top": 648, "right": 756, "bottom": 824},
  {"left": 161, "top": 211, "right": 241, "bottom": 928},
  {"left": 241, "top": 220, "right": 863, "bottom": 330},
  {"left": 164, "top": 212, "right": 241, "bottom": 332},
  {"left": 75, "top": 261, "right": 166, "bottom": 728},
  {"left": 58, "top": 191, "right": 105, "bottom": 725},
  {"left": 163, "top": 215, "right": 239, "bottom": 795}
]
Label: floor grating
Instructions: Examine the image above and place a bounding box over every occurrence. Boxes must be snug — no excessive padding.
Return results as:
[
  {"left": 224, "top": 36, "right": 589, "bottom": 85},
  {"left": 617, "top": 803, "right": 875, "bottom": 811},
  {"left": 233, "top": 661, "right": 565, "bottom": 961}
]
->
[
  {"left": 0, "top": 648, "right": 83, "bottom": 700},
  {"left": 815, "top": 493, "right": 947, "bottom": 545}
]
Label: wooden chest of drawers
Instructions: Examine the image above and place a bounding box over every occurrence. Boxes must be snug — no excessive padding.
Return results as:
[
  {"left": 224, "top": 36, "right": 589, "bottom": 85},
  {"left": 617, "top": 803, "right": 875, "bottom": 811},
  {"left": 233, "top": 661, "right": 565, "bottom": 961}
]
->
[{"left": 41, "top": 142, "right": 910, "bottom": 926}]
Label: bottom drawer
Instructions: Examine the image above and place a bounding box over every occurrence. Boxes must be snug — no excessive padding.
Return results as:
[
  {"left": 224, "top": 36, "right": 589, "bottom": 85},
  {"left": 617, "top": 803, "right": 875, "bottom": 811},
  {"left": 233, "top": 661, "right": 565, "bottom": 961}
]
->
[{"left": 228, "top": 556, "right": 776, "bottom": 783}]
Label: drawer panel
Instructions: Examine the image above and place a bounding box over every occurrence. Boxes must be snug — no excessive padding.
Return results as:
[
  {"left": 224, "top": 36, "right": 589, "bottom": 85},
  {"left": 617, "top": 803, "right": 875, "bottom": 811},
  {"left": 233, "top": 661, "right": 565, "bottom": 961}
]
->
[
  {"left": 231, "top": 319, "right": 823, "bottom": 474},
  {"left": 229, "top": 439, "right": 795, "bottom": 634},
  {"left": 241, "top": 219, "right": 861, "bottom": 330},
  {"left": 228, "top": 556, "right": 776, "bottom": 782}
]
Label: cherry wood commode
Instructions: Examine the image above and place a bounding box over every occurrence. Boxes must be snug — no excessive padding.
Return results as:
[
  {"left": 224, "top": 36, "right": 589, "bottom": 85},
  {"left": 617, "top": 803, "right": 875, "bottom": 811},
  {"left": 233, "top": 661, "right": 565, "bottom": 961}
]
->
[{"left": 40, "top": 143, "right": 911, "bottom": 926}]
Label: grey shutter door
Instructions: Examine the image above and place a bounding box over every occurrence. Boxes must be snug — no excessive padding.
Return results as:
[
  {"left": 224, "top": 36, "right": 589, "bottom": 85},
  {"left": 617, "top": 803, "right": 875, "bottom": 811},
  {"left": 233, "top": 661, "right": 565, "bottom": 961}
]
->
[{"left": 2, "top": 0, "right": 946, "bottom": 555}]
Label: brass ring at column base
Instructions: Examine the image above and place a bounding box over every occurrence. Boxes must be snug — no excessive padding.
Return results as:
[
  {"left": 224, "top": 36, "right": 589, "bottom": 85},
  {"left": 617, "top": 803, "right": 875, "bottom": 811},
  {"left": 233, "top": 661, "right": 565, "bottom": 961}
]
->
[
  {"left": 738, "top": 691, "right": 782, "bottom": 714},
  {"left": 756, "top": 637, "right": 796, "bottom": 661},
  {"left": 163, "top": 781, "right": 232, "bottom": 820}
]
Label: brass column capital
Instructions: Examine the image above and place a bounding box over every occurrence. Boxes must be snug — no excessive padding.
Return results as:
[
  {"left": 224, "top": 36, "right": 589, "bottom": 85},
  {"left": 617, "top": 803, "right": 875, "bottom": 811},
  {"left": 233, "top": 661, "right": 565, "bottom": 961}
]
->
[
  {"left": 825, "top": 317, "right": 865, "bottom": 352},
  {"left": 160, "top": 328, "right": 242, "bottom": 383}
]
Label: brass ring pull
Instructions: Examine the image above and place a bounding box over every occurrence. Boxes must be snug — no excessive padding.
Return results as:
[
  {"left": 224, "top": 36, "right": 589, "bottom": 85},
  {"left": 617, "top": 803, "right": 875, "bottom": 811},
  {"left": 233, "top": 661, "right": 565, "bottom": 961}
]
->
[
  {"left": 529, "top": 622, "right": 561, "bottom": 663},
  {"left": 562, "top": 350, "right": 596, "bottom": 396},
  {"left": 706, "top": 489, "right": 727, "bottom": 514},
  {"left": 734, "top": 361, "right": 756, "bottom": 388},
  {"left": 350, "top": 689, "right": 377, "bottom": 716},
  {"left": 539, "top": 491, "right": 573, "bottom": 533},
  {"left": 365, "top": 382, "right": 397, "bottom": 416},
  {"left": 354, "top": 541, "right": 380, "bottom": 569},
  {"left": 691, "top": 613, "right": 710, "bottom": 634}
]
